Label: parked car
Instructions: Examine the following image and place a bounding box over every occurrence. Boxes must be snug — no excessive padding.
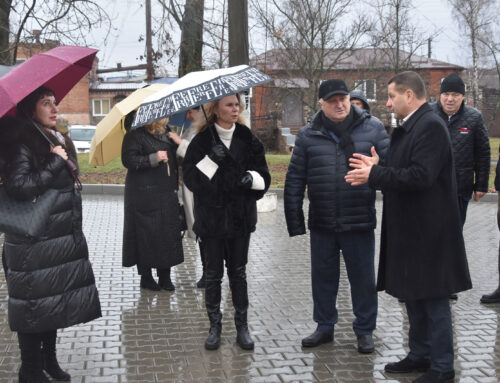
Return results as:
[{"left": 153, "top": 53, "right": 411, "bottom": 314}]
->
[{"left": 68, "top": 125, "right": 96, "bottom": 153}]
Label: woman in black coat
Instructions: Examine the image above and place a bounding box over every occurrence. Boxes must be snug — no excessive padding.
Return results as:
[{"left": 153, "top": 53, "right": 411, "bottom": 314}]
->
[
  {"left": 0, "top": 87, "right": 101, "bottom": 382},
  {"left": 183, "top": 94, "right": 271, "bottom": 351},
  {"left": 121, "top": 117, "right": 184, "bottom": 291}
]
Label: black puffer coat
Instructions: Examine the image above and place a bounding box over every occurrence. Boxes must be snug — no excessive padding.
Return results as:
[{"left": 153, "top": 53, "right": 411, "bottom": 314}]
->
[
  {"left": 430, "top": 101, "right": 490, "bottom": 197},
  {"left": 0, "top": 117, "right": 101, "bottom": 333},
  {"left": 284, "top": 108, "right": 389, "bottom": 236},
  {"left": 121, "top": 127, "right": 184, "bottom": 269},
  {"left": 182, "top": 123, "right": 271, "bottom": 238}
]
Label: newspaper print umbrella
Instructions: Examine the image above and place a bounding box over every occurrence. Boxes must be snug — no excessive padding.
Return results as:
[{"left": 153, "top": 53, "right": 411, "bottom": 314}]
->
[{"left": 132, "top": 65, "right": 273, "bottom": 129}]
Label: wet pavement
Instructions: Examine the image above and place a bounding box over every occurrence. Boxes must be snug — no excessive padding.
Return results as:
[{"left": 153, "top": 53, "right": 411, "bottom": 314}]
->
[{"left": 1, "top": 194, "right": 500, "bottom": 382}]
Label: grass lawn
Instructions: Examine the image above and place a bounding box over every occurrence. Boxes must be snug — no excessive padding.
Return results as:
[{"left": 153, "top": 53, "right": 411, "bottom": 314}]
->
[
  {"left": 78, "top": 152, "right": 293, "bottom": 188},
  {"left": 79, "top": 138, "right": 498, "bottom": 190}
]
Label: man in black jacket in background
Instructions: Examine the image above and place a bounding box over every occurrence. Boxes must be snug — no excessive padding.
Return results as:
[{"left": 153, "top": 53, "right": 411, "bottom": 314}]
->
[
  {"left": 431, "top": 73, "right": 490, "bottom": 228},
  {"left": 284, "top": 79, "right": 389, "bottom": 354}
]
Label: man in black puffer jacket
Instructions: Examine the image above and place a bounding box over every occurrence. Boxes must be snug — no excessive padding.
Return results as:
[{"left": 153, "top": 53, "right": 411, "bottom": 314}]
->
[
  {"left": 284, "top": 79, "right": 389, "bottom": 353},
  {"left": 431, "top": 73, "right": 490, "bottom": 228}
]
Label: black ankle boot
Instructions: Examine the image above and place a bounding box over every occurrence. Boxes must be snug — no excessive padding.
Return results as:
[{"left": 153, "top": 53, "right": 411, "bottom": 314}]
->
[
  {"left": 19, "top": 366, "right": 50, "bottom": 383},
  {"left": 43, "top": 352, "right": 70, "bottom": 381},
  {"left": 158, "top": 268, "right": 175, "bottom": 291},
  {"left": 140, "top": 275, "right": 161, "bottom": 291},
  {"left": 236, "top": 326, "right": 254, "bottom": 350},
  {"left": 205, "top": 325, "right": 222, "bottom": 350}
]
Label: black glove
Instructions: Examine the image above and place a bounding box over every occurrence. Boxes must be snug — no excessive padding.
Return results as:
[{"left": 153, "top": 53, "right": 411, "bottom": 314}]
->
[
  {"left": 208, "top": 144, "right": 226, "bottom": 164},
  {"left": 238, "top": 172, "right": 253, "bottom": 189}
]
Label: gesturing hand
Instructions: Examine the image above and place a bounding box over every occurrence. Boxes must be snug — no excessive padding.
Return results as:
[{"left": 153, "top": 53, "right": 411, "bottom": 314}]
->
[
  {"left": 349, "top": 146, "right": 379, "bottom": 169},
  {"left": 208, "top": 144, "right": 226, "bottom": 164},
  {"left": 238, "top": 172, "right": 253, "bottom": 189}
]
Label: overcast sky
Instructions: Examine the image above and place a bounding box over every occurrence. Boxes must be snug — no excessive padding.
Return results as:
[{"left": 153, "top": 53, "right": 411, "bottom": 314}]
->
[{"left": 91, "top": 0, "right": 467, "bottom": 75}]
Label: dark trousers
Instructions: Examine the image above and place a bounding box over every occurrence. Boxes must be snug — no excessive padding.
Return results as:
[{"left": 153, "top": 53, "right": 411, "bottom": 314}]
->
[
  {"left": 406, "top": 298, "right": 454, "bottom": 372},
  {"left": 203, "top": 234, "right": 251, "bottom": 328},
  {"left": 457, "top": 195, "right": 470, "bottom": 229},
  {"left": 137, "top": 265, "right": 169, "bottom": 278},
  {"left": 310, "top": 229, "right": 377, "bottom": 335}
]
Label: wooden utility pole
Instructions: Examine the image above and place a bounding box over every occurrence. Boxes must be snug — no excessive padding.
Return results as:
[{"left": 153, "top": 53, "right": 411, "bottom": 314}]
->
[
  {"left": 0, "top": 0, "right": 11, "bottom": 65},
  {"left": 228, "top": 0, "right": 249, "bottom": 66},
  {"left": 178, "top": 0, "right": 204, "bottom": 76},
  {"left": 145, "top": 0, "right": 154, "bottom": 81}
]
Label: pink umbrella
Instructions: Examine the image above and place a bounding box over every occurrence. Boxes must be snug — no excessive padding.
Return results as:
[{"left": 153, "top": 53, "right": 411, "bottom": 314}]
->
[{"left": 0, "top": 45, "right": 98, "bottom": 118}]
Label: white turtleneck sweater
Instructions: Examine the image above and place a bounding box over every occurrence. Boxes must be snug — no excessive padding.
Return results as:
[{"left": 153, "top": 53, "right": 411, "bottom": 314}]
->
[{"left": 196, "top": 123, "right": 265, "bottom": 190}]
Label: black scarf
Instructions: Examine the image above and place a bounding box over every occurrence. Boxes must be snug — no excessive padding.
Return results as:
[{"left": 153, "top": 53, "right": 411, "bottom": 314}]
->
[{"left": 320, "top": 109, "right": 355, "bottom": 168}]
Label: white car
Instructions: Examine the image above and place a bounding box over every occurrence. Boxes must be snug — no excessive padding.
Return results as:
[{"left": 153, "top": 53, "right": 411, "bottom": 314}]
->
[{"left": 68, "top": 125, "right": 96, "bottom": 153}]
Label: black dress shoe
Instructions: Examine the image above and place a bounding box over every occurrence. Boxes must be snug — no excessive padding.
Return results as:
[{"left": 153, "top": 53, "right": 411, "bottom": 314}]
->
[
  {"left": 236, "top": 326, "right": 254, "bottom": 350},
  {"left": 196, "top": 274, "right": 207, "bottom": 288},
  {"left": 140, "top": 275, "right": 161, "bottom": 291},
  {"left": 413, "top": 369, "right": 455, "bottom": 383},
  {"left": 357, "top": 334, "right": 375, "bottom": 353},
  {"left": 301, "top": 330, "right": 333, "bottom": 347},
  {"left": 204, "top": 325, "right": 222, "bottom": 350},
  {"left": 385, "top": 355, "right": 430, "bottom": 373},
  {"left": 480, "top": 287, "right": 500, "bottom": 303},
  {"left": 158, "top": 278, "right": 175, "bottom": 291}
]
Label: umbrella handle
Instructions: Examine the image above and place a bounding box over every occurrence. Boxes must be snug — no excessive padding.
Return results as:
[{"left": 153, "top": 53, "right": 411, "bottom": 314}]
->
[
  {"left": 201, "top": 105, "right": 217, "bottom": 145},
  {"left": 29, "top": 119, "right": 82, "bottom": 190}
]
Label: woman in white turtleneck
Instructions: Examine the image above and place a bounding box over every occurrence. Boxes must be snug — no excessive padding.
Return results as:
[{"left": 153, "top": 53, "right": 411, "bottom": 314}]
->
[{"left": 182, "top": 94, "right": 271, "bottom": 351}]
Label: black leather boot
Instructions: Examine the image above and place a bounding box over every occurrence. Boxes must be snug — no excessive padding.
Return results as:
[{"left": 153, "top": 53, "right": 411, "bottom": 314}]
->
[
  {"left": 140, "top": 268, "right": 161, "bottom": 291},
  {"left": 205, "top": 267, "right": 223, "bottom": 350},
  {"left": 42, "top": 331, "right": 70, "bottom": 381},
  {"left": 18, "top": 333, "right": 50, "bottom": 383},
  {"left": 204, "top": 324, "right": 222, "bottom": 350},
  {"left": 158, "top": 268, "right": 175, "bottom": 291},
  {"left": 236, "top": 325, "right": 254, "bottom": 350}
]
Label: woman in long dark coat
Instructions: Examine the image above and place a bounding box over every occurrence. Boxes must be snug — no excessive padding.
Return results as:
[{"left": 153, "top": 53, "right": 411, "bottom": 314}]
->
[
  {"left": 121, "top": 117, "right": 184, "bottom": 291},
  {"left": 183, "top": 94, "right": 271, "bottom": 351},
  {"left": 0, "top": 87, "right": 101, "bottom": 382}
]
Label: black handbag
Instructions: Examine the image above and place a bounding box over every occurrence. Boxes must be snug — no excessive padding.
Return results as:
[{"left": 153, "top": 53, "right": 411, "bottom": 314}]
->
[{"left": 0, "top": 182, "right": 59, "bottom": 239}]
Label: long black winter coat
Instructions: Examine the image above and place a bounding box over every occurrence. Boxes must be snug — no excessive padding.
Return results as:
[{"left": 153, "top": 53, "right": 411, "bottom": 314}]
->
[
  {"left": 430, "top": 101, "right": 490, "bottom": 197},
  {"left": 0, "top": 117, "right": 101, "bottom": 333},
  {"left": 284, "top": 108, "right": 390, "bottom": 236},
  {"left": 369, "top": 103, "right": 472, "bottom": 300},
  {"left": 182, "top": 123, "right": 271, "bottom": 238},
  {"left": 121, "top": 127, "right": 184, "bottom": 269}
]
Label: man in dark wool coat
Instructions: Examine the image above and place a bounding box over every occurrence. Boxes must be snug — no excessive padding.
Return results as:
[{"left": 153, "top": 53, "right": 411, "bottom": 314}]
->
[{"left": 345, "top": 71, "right": 472, "bottom": 383}]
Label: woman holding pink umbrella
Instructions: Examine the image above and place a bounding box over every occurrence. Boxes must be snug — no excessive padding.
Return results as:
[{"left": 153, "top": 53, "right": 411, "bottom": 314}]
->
[{"left": 0, "top": 86, "right": 101, "bottom": 382}]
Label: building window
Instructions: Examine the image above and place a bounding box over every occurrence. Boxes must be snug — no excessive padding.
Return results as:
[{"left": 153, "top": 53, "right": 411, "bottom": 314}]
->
[
  {"left": 354, "top": 79, "right": 376, "bottom": 101},
  {"left": 92, "top": 98, "right": 110, "bottom": 116}
]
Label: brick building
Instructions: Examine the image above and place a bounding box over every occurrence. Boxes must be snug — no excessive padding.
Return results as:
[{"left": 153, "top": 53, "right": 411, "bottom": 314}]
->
[{"left": 250, "top": 48, "right": 464, "bottom": 151}]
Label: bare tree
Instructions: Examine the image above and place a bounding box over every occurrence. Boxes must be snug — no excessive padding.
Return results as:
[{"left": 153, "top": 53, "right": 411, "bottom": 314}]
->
[
  {"left": 0, "top": 0, "right": 10, "bottom": 64},
  {"left": 368, "top": 0, "right": 431, "bottom": 72},
  {"left": 228, "top": 0, "right": 248, "bottom": 66},
  {"left": 251, "top": 0, "right": 371, "bottom": 116},
  {"left": 0, "top": 0, "right": 112, "bottom": 65},
  {"left": 448, "top": 0, "right": 497, "bottom": 107}
]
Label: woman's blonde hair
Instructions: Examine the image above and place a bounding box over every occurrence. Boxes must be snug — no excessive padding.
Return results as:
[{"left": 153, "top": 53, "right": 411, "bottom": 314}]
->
[
  {"left": 194, "top": 93, "right": 247, "bottom": 133},
  {"left": 145, "top": 118, "right": 169, "bottom": 135}
]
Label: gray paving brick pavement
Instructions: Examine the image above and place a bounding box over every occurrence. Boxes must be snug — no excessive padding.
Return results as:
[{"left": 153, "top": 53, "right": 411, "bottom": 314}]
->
[{"left": 1, "top": 195, "right": 500, "bottom": 382}]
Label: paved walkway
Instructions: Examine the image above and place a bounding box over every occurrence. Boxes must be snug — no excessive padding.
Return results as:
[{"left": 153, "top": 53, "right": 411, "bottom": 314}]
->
[{"left": 1, "top": 195, "right": 500, "bottom": 382}]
